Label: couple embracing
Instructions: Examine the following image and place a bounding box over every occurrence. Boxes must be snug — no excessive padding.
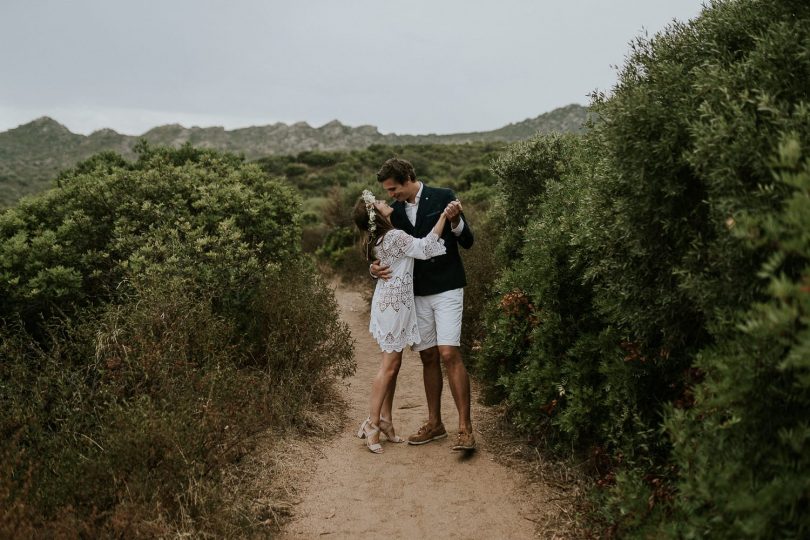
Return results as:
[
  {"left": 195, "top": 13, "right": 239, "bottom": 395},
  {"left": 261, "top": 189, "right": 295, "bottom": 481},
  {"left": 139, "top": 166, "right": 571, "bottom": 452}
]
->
[{"left": 352, "top": 158, "right": 475, "bottom": 454}]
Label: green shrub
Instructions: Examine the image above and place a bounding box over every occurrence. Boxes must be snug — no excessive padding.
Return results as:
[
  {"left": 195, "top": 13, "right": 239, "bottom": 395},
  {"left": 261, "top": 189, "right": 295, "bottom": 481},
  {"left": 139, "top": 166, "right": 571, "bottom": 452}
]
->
[
  {"left": 296, "top": 150, "right": 339, "bottom": 167},
  {"left": 0, "top": 143, "right": 301, "bottom": 333},
  {"left": 490, "top": 133, "right": 583, "bottom": 264},
  {"left": 0, "top": 144, "right": 354, "bottom": 536},
  {"left": 312, "top": 182, "right": 377, "bottom": 282},
  {"left": 473, "top": 137, "right": 615, "bottom": 450},
  {"left": 458, "top": 202, "right": 504, "bottom": 358},
  {"left": 460, "top": 165, "right": 498, "bottom": 190},
  {"left": 663, "top": 137, "right": 810, "bottom": 539},
  {"left": 584, "top": 1, "right": 810, "bottom": 534},
  {"left": 474, "top": 0, "right": 810, "bottom": 535},
  {"left": 283, "top": 163, "right": 308, "bottom": 177}
]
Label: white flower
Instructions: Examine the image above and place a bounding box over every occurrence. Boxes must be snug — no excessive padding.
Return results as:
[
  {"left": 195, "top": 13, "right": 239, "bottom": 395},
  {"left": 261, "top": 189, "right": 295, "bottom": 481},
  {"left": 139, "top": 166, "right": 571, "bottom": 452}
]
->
[{"left": 362, "top": 189, "right": 377, "bottom": 232}]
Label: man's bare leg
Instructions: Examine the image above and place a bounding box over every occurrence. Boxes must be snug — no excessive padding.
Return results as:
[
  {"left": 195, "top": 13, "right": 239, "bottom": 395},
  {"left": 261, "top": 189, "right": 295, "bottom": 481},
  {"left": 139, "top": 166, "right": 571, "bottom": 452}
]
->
[
  {"left": 406, "top": 345, "right": 448, "bottom": 444},
  {"left": 438, "top": 345, "right": 472, "bottom": 433},
  {"left": 419, "top": 346, "right": 443, "bottom": 427}
]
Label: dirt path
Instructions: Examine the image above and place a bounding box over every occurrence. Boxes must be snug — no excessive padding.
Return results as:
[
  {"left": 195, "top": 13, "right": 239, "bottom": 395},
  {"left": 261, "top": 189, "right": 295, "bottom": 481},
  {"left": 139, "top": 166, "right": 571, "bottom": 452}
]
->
[{"left": 279, "top": 284, "right": 555, "bottom": 539}]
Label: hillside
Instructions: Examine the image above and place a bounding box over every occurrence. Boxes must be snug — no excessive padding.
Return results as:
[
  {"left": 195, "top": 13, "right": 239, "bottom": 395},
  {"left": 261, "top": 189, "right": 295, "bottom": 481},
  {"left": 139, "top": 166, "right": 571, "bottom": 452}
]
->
[{"left": 0, "top": 104, "right": 588, "bottom": 207}]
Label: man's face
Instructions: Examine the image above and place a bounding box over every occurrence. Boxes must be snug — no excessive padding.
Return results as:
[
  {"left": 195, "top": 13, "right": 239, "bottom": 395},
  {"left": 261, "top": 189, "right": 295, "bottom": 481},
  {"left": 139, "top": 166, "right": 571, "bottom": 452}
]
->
[{"left": 381, "top": 178, "right": 415, "bottom": 202}]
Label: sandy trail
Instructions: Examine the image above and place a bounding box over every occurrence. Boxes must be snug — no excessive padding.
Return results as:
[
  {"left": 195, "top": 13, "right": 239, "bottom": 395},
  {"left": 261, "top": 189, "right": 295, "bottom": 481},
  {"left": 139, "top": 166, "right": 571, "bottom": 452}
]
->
[{"left": 279, "top": 284, "right": 549, "bottom": 539}]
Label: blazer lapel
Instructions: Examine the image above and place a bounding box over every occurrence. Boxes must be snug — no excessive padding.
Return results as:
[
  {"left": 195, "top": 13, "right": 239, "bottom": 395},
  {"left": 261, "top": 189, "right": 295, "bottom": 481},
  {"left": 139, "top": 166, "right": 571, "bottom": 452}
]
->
[
  {"left": 414, "top": 187, "right": 433, "bottom": 233},
  {"left": 392, "top": 201, "right": 415, "bottom": 234}
]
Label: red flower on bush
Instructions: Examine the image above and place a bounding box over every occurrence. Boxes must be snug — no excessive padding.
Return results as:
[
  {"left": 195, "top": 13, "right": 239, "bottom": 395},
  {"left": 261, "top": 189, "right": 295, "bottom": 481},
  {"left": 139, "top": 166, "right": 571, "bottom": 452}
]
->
[{"left": 498, "top": 289, "right": 542, "bottom": 328}]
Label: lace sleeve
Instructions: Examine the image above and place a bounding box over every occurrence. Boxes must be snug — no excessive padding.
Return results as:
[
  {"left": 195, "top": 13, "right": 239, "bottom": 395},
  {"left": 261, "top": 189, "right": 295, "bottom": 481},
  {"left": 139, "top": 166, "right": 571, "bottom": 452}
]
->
[
  {"left": 379, "top": 230, "right": 446, "bottom": 263},
  {"left": 403, "top": 231, "right": 446, "bottom": 260}
]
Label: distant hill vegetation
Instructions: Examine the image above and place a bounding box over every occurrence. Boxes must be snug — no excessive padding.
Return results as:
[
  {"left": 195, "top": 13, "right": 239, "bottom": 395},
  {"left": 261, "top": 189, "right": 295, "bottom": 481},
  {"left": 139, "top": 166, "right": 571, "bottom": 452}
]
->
[{"left": 0, "top": 104, "right": 588, "bottom": 207}]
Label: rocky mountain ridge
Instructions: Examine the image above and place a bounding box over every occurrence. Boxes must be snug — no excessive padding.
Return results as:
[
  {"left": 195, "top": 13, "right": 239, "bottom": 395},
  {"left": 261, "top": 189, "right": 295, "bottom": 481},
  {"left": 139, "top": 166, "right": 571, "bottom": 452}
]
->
[{"left": 0, "top": 104, "right": 588, "bottom": 206}]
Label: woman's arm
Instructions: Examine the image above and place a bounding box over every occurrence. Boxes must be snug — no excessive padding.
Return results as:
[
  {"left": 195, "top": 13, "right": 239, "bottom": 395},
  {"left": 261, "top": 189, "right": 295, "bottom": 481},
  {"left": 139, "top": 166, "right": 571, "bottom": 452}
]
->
[
  {"left": 430, "top": 209, "right": 448, "bottom": 237},
  {"left": 391, "top": 211, "right": 449, "bottom": 261}
]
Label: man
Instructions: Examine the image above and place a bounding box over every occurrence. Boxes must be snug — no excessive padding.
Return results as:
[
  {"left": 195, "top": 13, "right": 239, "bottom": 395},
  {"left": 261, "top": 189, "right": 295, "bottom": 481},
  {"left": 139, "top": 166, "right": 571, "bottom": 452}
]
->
[{"left": 370, "top": 157, "right": 476, "bottom": 451}]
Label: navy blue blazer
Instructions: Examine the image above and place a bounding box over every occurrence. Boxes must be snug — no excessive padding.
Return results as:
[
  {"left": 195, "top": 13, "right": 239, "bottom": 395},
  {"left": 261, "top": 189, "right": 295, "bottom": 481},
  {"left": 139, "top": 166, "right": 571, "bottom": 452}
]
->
[{"left": 390, "top": 184, "right": 474, "bottom": 296}]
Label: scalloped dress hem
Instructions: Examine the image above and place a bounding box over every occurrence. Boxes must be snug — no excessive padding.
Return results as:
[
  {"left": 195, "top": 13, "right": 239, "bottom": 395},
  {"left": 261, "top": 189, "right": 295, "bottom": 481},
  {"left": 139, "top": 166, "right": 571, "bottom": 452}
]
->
[
  {"left": 369, "top": 322, "right": 421, "bottom": 354},
  {"left": 378, "top": 341, "right": 419, "bottom": 353}
]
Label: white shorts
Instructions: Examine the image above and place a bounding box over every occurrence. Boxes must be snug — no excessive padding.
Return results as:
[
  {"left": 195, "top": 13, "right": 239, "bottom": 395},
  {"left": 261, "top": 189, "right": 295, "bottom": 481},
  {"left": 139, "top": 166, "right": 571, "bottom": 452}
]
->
[{"left": 412, "top": 288, "right": 464, "bottom": 352}]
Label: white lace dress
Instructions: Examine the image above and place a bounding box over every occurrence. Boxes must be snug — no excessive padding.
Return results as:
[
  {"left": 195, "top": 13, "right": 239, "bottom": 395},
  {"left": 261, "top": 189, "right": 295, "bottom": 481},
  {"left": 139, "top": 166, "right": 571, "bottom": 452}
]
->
[{"left": 369, "top": 229, "right": 446, "bottom": 352}]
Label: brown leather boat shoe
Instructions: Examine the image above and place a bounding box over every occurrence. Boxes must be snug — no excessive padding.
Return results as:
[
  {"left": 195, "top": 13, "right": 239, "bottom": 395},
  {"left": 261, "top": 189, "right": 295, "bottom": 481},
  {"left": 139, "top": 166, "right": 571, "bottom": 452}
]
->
[{"left": 407, "top": 422, "right": 448, "bottom": 445}]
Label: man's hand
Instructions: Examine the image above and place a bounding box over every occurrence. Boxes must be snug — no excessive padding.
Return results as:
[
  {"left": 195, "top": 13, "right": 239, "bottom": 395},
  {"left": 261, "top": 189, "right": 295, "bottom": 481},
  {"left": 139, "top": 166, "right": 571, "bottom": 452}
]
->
[
  {"left": 444, "top": 199, "right": 463, "bottom": 227},
  {"left": 370, "top": 259, "right": 392, "bottom": 281}
]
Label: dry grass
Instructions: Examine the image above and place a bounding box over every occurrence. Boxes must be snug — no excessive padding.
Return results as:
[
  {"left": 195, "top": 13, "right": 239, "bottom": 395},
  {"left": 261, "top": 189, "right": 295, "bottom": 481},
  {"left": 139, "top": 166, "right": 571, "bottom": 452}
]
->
[
  {"left": 215, "top": 382, "right": 350, "bottom": 537},
  {"left": 473, "top": 395, "right": 591, "bottom": 539}
]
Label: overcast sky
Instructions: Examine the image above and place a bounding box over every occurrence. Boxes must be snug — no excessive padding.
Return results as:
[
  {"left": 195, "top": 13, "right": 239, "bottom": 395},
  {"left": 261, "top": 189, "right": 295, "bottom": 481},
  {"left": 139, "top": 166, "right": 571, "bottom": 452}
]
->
[{"left": 0, "top": 0, "right": 705, "bottom": 136}]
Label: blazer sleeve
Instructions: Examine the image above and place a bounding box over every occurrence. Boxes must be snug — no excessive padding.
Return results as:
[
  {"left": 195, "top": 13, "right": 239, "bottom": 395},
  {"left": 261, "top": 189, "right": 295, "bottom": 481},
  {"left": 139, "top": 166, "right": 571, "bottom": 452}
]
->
[
  {"left": 446, "top": 189, "right": 474, "bottom": 250},
  {"left": 455, "top": 213, "right": 474, "bottom": 249}
]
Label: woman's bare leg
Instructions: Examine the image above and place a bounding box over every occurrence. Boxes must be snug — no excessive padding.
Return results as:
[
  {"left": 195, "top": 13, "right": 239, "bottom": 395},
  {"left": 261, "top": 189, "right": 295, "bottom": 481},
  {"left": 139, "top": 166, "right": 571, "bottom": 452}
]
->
[
  {"left": 381, "top": 373, "right": 398, "bottom": 422},
  {"left": 367, "top": 351, "right": 402, "bottom": 444}
]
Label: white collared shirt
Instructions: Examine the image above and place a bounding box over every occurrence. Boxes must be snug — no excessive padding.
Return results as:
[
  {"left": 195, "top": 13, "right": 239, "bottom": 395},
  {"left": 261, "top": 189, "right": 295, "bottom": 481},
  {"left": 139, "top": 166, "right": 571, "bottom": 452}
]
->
[
  {"left": 405, "top": 182, "right": 465, "bottom": 235},
  {"left": 405, "top": 183, "right": 423, "bottom": 226}
]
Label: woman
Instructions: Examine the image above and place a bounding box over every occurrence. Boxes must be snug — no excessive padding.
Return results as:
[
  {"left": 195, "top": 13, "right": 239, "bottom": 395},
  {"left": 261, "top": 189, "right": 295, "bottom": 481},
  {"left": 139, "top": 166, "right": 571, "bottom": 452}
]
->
[{"left": 352, "top": 189, "right": 449, "bottom": 453}]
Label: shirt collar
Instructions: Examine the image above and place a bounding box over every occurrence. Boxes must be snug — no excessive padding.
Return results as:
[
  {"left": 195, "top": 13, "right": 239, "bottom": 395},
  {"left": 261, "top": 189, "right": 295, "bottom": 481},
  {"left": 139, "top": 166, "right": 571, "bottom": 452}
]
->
[{"left": 407, "top": 182, "right": 424, "bottom": 207}]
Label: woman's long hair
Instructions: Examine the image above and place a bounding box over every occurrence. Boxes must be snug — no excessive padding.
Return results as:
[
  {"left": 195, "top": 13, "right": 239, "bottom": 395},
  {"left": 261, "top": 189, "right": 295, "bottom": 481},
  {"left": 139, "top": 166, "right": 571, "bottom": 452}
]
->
[{"left": 353, "top": 196, "right": 394, "bottom": 261}]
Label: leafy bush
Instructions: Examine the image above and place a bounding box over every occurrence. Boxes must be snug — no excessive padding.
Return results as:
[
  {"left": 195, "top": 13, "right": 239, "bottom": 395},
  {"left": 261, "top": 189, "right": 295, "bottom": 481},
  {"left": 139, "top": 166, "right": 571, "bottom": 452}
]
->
[
  {"left": 1, "top": 143, "right": 300, "bottom": 332},
  {"left": 312, "top": 182, "right": 375, "bottom": 281},
  {"left": 0, "top": 144, "right": 354, "bottom": 536},
  {"left": 663, "top": 137, "right": 810, "bottom": 539},
  {"left": 585, "top": 1, "right": 810, "bottom": 534},
  {"left": 489, "top": 133, "right": 583, "bottom": 264},
  {"left": 458, "top": 202, "right": 504, "bottom": 358},
  {"left": 473, "top": 0, "right": 810, "bottom": 536}
]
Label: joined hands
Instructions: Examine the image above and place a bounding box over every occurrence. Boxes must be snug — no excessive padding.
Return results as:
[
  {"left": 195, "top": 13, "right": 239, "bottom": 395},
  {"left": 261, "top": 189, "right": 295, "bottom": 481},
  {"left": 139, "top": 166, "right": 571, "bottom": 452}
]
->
[{"left": 370, "top": 198, "right": 463, "bottom": 281}]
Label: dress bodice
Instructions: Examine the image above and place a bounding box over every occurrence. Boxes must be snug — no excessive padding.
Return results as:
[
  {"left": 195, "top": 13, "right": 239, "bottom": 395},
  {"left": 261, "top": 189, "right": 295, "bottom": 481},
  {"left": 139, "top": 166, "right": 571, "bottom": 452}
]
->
[{"left": 368, "top": 230, "right": 446, "bottom": 352}]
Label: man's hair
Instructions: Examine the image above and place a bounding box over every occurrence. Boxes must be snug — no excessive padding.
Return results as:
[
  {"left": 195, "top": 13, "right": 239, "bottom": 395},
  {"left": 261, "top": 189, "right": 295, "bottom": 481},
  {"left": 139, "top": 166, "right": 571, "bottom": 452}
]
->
[{"left": 376, "top": 158, "right": 416, "bottom": 185}]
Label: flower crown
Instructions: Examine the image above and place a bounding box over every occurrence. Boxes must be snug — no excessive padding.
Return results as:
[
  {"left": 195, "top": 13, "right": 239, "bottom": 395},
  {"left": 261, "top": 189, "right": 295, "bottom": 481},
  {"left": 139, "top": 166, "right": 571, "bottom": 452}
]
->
[{"left": 361, "top": 189, "right": 377, "bottom": 234}]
